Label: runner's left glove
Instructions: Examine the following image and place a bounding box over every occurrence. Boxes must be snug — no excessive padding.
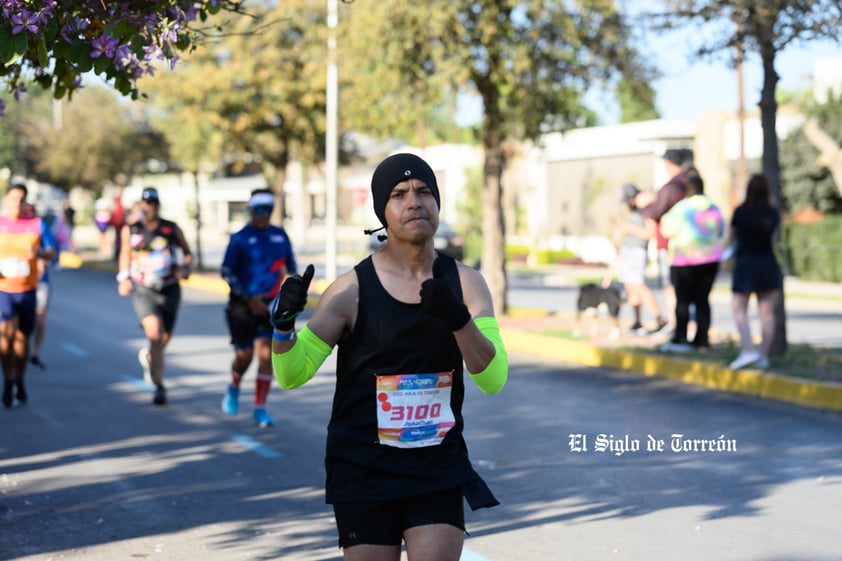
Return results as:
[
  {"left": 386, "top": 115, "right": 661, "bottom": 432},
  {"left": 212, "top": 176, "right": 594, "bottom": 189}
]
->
[
  {"left": 420, "top": 259, "right": 471, "bottom": 331},
  {"left": 270, "top": 264, "right": 315, "bottom": 331}
]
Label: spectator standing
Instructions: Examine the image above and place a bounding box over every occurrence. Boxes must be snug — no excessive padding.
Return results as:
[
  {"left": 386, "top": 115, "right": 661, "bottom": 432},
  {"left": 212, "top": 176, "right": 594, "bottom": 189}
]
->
[
  {"left": 270, "top": 153, "right": 507, "bottom": 560},
  {"left": 111, "top": 192, "right": 126, "bottom": 262},
  {"left": 220, "top": 188, "right": 298, "bottom": 427},
  {"left": 631, "top": 148, "right": 694, "bottom": 328},
  {"left": 728, "top": 174, "right": 783, "bottom": 370},
  {"left": 62, "top": 199, "right": 76, "bottom": 252},
  {"left": 659, "top": 170, "right": 725, "bottom": 352},
  {"left": 93, "top": 197, "right": 112, "bottom": 257},
  {"left": 116, "top": 187, "right": 192, "bottom": 406},
  {"left": 604, "top": 183, "right": 668, "bottom": 334},
  {"left": 0, "top": 184, "right": 57, "bottom": 408}
]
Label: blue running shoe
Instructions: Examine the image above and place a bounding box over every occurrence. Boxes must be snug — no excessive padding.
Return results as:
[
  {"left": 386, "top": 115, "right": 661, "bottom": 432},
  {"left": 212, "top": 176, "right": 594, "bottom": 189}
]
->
[
  {"left": 253, "top": 407, "right": 274, "bottom": 428},
  {"left": 222, "top": 385, "right": 239, "bottom": 415}
]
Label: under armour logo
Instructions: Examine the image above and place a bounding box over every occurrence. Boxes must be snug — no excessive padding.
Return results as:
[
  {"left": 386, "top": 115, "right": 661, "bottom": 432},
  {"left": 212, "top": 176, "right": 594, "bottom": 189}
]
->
[{"left": 403, "top": 170, "right": 411, "bottom": 176}]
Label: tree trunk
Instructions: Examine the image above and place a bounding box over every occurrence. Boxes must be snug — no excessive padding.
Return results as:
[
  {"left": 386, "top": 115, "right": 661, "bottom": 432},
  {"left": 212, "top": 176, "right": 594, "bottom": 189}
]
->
[
  {"left": 479, "top": 101, "right": 508, "bottom": 314},
  {"left": 758, "top": 48, "right": 788, "bottom": 357}
]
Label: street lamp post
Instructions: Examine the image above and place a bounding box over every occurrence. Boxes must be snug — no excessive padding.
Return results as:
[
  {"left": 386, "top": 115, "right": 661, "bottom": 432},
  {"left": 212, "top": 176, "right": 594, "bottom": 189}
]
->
[{"left": 325, "top": 0, "right": 338, "bottom": 281}]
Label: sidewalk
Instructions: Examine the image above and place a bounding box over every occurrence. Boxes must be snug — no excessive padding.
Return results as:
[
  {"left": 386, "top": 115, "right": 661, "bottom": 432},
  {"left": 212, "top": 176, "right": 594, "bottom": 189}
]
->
[{"left": 67, "top": 248, "right": 842, "bottom": 414}]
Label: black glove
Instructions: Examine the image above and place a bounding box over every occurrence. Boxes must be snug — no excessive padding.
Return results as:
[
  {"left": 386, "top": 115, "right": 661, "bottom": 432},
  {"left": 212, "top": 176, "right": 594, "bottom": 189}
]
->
[
  {"left": 270, "top": 264, "right": 315, "bottom": 331},
  {"left": 420, "top": 258, "right": 471, "bottom": 331}
]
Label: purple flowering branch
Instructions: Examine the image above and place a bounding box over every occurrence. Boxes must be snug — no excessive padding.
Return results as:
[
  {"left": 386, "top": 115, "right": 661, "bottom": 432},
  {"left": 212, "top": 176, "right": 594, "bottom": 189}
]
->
[{"left": 0, "top": 1, "right": 241, "bottom": 114}]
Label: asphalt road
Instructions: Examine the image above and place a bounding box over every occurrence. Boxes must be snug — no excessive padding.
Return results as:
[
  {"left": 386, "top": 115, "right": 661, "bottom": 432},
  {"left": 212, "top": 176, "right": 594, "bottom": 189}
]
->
[{"left": 2, "top": 267, "right": 841, "bottom": 561}]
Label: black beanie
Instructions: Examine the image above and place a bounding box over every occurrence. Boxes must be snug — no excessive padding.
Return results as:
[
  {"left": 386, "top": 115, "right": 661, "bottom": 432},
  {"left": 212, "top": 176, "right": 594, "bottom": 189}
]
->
[{"left": 370, "top": 153, "right": 440, "bottom": 228}]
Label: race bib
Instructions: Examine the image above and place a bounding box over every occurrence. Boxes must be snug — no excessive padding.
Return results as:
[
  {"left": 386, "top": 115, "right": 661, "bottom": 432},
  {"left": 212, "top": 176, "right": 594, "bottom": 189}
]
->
[
  {"left": 375, "top": 372, "right": 456, "bottom": 449},
  {"left": 0, "top": 258, "right": 30, "bottom": 279}
]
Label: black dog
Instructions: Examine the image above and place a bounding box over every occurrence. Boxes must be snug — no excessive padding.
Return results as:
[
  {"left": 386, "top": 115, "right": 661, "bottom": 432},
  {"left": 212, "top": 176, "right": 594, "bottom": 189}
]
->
[{"left": 574, "top": 283, "right": 623, "bottom": 338}]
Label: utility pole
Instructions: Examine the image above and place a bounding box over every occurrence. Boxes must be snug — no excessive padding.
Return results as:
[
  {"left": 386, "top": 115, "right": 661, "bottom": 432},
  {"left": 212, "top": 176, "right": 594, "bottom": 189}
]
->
[
  {"left": 735, "top": 23, "right": 748, "bottom": 209},
  {"left": 324, "top": 0, "right": 338, "bottom": 281}
]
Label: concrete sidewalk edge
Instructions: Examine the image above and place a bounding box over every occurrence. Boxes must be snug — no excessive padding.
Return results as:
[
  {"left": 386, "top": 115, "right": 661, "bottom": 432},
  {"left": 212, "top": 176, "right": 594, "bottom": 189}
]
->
[{"left": 502, "top": 329, "right": 842, "bottom": 413}]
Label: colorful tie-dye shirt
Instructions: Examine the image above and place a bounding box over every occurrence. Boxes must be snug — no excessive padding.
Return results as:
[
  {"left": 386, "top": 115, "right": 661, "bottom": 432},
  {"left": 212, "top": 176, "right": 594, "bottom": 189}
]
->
[{"left": 660, "top": 194, "right": 724, "bottom": 266}]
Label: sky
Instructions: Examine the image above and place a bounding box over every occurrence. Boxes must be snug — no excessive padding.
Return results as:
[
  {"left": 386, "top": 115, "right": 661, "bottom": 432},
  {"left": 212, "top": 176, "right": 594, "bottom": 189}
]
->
[
  {"left": 600, "top": 35, "right": 842, "bottom": 125},
  {"left": 456, "top": 19, "right": 842, "bottom": 128}
]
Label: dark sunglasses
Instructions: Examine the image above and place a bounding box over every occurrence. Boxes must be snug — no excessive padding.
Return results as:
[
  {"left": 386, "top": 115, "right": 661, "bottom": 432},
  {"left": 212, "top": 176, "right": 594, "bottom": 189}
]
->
[{"left": 252, "top": 205, "right": 273, "bottom": 216}]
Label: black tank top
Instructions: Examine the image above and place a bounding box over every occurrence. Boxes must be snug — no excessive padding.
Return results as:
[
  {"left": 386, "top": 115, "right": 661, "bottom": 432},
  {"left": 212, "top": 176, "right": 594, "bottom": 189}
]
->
[
  {"left": 128, "top": 219, "right": 180, "bottom": 288},
  {"left": 326, "top": 253, "right": 494, "bottom": 507}
]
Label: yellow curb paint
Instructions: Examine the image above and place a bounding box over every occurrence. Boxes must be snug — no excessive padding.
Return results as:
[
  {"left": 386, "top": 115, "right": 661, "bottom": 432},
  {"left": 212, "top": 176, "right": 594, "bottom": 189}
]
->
[
  {"left": 58, "top": 252, "right": 84, "bottom": 269},
  {"left": 502, "top": 329, "right": 842, "bottom": 413},
  {"left": 78, "top": 260, "right": 841, "bottom": 412}
]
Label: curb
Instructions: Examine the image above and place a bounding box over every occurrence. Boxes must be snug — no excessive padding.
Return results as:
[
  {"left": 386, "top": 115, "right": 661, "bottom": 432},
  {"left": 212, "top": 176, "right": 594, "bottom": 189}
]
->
[
  {"left": 68, "top": 255, "right": 841, "bottom": 413},
  {"left": 501, "top": 329, "right": 842, "bottom": 413}
]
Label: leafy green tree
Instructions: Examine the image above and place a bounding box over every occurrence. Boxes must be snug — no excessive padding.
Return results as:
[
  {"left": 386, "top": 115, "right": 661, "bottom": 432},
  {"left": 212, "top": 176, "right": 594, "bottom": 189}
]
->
[
  {"left": 653, "top": 1, "right": 842, "bottom": 207},
  {"left": 800, "top": 93, "right": 842, "bottom": 205},
  {"left": 343, "top": 1, "right": 655, "bottom": 312},
  {"left": 616, "top": 78, "right": 660, "bottom": 123},
  {"left": 1, "top": 86, "right": 164, "bottom": 190},
  {"left": 1, "top": 1, "right": 240, "bottom": 110},
  {"left": 653, "top": 0, "right": 842, "bottom": 357},
  {"left": 141, "top": 1, "right": 332, "bottom": 224},
  {"left": 780, "top": 95, "right": 842, "bottom": 213}
]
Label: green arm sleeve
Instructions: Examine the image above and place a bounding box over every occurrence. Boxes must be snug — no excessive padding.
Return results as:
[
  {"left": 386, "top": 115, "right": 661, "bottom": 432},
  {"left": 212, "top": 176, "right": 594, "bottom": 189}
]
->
[
  {"left": 272, "top": 325, "right": 333, "bottom": 390},
  {"left": 469, "top": 316, "right": 508, "bottom": 394}
]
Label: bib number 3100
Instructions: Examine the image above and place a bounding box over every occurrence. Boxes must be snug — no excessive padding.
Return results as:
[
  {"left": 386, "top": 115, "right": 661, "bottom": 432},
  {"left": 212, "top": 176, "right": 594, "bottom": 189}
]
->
[{"left": 375, "top": 372, "right": 456, "bottom": 449}]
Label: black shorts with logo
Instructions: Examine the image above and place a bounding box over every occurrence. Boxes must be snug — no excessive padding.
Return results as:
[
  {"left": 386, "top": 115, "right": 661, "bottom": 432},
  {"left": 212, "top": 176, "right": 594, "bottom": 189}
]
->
[
  {"left": 332, "top": 486, "right": 465, "bottom": 548},
  {"left": 226, "top": 295, "right": 272, "bottom": 349}
]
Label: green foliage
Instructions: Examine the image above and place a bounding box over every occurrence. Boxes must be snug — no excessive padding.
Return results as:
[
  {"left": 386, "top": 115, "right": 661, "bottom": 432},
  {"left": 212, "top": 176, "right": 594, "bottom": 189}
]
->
[
  {"left": 616, "top": 78, "right": 660, "bottom": 123},
  {"left": 780, "top": 132, "right": 842, "bottom": 213},
  {"left": 138, "top": 0, "right": 333, "bottom": 199},
  {"left": 780, "top": 91, "right": 842, "bottom": 213},
  {"left": 0, "top": 2, "right": 242, "bottom": 105},
  {"left": 783, "top": 215, "right": 842, "bottom": 282},
  {"left": 1, "top": 86, "right": 169, "bottom": 189}
]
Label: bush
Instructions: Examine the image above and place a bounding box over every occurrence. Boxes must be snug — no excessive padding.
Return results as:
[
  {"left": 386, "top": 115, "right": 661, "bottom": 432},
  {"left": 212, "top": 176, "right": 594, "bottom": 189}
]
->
[{"left": 783, "top": 215, "right": 842, "bottom": 282}]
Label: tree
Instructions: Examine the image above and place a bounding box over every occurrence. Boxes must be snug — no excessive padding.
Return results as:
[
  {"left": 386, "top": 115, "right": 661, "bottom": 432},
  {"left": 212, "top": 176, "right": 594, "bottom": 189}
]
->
[
  {"left": 343, "top": 1, "right": 655, "bottom": 312},
  {"left": 616, "top": 78, "right": 660, "bottom": 123},
  {"left": 653, "top": 0, "right": 842, "bottom": 357},
  {"left": 1, "top": 1, "right": 241, "bottom": 113},
  {"left": 780, "top": 94, "right": 842, "bottom": 214},
  {"left": 140, "top": 1, "right": 333, "bottom": 225},
  {"left": 1, "top": 85, "right": 167, "bottom": 190},
  {"left": 802, "top": 117, "right": 842, "bottom": 203}
]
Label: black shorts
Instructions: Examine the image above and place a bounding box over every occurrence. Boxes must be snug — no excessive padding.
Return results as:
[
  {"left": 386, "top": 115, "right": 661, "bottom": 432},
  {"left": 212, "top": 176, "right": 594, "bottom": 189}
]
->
[
  {"left": 332, "top": 487, "right": 465, "bottom": 548},
  {"left": 0, "top": 289, "right": 36, "bottom": 336},
  {"left": 732, "top": 255, "right": 783, "bottom": 293},
  {"left": 133, "top": 283, "right": 181, "bottom": 334},
  {"left": 225, "top": 296, "right": 272, "bottom": 349}
]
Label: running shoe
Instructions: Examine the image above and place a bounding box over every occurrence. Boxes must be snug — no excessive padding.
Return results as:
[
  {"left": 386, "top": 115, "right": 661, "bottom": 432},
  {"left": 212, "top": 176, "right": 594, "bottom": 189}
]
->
[
  {"left": 628, "top": 322, "right": 645, "bottom": 335},
  {"left": 647, "top": 320, "right": 669, "bottom": 335},
  {"left": 2, "top": 381, "right": 13, "bottom": 409},
  {"left": 253, "top": 408, "right": 274, "bottom": 428},
  {"left": 29, "top": 356, "right": 46, "bottom": 370},
  {"left": 222, "top": 385, "right": 240, "bottom": 415},
  {"left": 138, "top": 347, "right": 152, "bottom": 385},
  {"left": 659, "top": 341, "right": 694, "bottom": 353},
  {"left": 153, "top": 384, "right": 167, "bottom": 406},
  {"left": 15, "top": 379, "right": 26, "bottom": 404},
  {"left": 729, "top": 350, "right": 762, "bottom": 370}
]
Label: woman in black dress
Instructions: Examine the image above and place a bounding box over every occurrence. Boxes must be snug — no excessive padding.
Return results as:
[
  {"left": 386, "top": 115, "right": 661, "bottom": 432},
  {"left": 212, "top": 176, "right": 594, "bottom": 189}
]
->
[{"left": 728, "top": 174, "right": 783, "bottom": 370}]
